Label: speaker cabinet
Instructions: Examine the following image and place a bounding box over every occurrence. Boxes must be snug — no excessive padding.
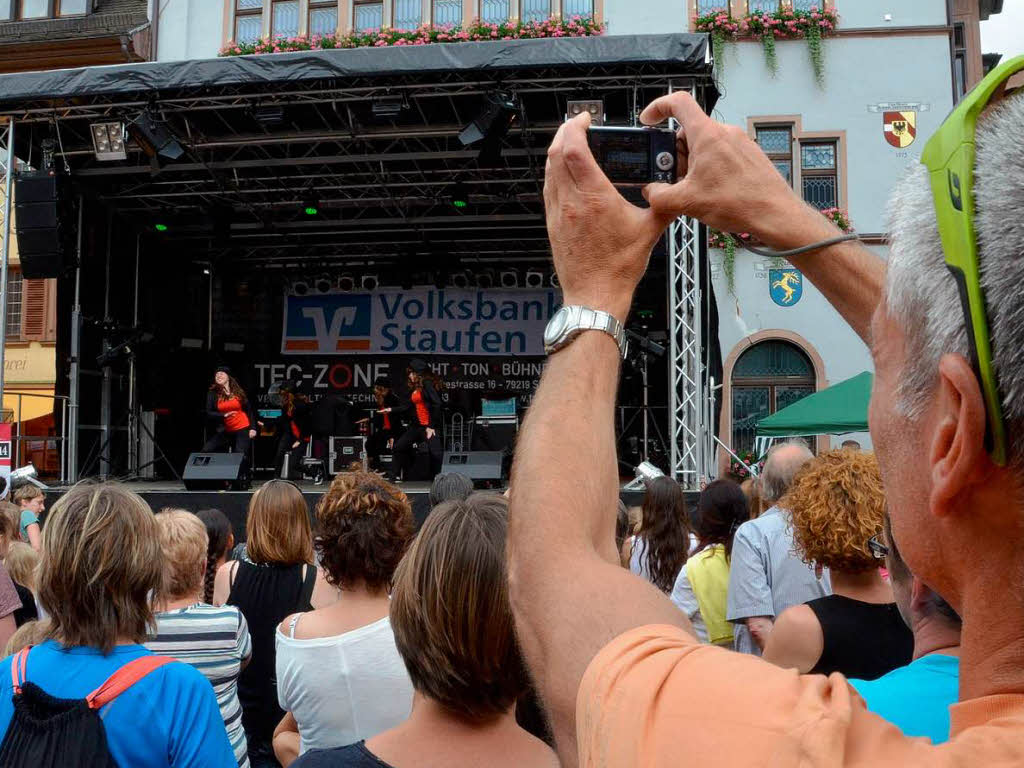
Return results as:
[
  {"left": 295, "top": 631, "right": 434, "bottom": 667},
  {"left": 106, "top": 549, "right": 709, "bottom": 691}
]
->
[
  {"left": 441, "top": 451, "right": 504, "bottom": 481},
  {"left": 182, "top": 452, "right": 245, "bottom": 490},
  {"left": 15, "top": 174, "right": 70, "bottom": 279}
]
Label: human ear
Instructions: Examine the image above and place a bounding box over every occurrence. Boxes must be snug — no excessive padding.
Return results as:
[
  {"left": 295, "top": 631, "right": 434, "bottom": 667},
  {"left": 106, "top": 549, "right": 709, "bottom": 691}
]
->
[{"left": 929, "top": 354, "right": 991, "bottom": 515}]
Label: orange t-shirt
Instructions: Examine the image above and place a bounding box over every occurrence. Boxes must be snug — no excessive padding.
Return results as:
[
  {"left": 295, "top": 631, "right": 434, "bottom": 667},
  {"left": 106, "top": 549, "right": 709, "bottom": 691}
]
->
[
  {"left": 217, "top": 396, "right": 250, "bottom": 432},
  {"left": 411, "top": 389, "right": 430, "bottom": 427},
  {"left": 577, "top": 624, "right": 1024, "bottom": 767}
]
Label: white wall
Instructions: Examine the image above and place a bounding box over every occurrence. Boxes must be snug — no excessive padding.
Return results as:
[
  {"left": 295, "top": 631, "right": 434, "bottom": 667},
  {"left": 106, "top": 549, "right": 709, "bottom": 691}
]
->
[
  {"left": 603, "top": 0, "right": 686, "bottom": 36},
  {"left": 155, "top": 0, "right": 224, "bottom": 62}
]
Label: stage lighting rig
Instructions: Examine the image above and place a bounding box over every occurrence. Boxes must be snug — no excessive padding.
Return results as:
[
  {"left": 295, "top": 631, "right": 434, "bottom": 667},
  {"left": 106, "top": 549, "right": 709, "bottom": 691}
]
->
[
  {"left": 292, "top": 280, "right": 310, "bottom": 296},
  {"left": 565, "top": 99, "right": 605, "bottom": 125},
  {"left": 524, "top": 269, "right": 544, "bottom": 289},
  {"left": 90, "top": 122, "right": 127, "bottom": 161},
  {"left": 451, "top": 271, "right": 470, "bottom": 289},
  {"left": 499, "top": 269, "right": 518, "bottom": 288},
  {"left": 449, "top": 182, "right": 469, "bottom": 209},
  {"left": 127, "top": 110, "right": 185, "bottom": 161},
  {"left": 458, "top": 91, "right": 518, "bottom": 164},
  {"left": 338, "top": 273, "right": 356, "bottom": 292},
  {"left": 372, "top": 95, "right": 406, "bottom": 119},
  {"left": 315, "top": 274, "right": 333, "bottom": 294},
  {"left": 361, "top": 274, "right": 379, "bottom": 291},
  {"left": 476, "top": 269, "right": 495, "bottom": 289},
  {"left": 303, "top": 198, "right": 320, "bottom": 217},
  {"left": 550, "top": 273, "right": 560, "bottom": 288}
]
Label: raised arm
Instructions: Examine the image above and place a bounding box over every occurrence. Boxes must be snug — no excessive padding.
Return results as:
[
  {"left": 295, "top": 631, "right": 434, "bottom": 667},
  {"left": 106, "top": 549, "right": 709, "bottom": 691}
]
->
[
  {"left": 508, "top": 112, "right": 693, "bottom": 768},
  {"left": 639, "top": 93, "right": 885, "bottom": 344}
]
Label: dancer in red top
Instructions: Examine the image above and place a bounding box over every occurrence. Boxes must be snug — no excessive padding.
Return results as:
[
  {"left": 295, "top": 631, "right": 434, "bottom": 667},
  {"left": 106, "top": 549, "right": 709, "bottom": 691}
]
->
[
  {"left": 389, "top": 360, "right": 443, "bottom": 482},
  {"left": 204, "top": 367, "right": 257, "bottom": 471}
]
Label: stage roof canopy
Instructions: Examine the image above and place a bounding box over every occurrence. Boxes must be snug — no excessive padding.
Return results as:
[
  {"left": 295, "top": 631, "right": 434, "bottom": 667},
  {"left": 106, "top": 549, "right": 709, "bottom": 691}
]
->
[{"left": 0, "top": 34, "right": 715, "bottom": 273}]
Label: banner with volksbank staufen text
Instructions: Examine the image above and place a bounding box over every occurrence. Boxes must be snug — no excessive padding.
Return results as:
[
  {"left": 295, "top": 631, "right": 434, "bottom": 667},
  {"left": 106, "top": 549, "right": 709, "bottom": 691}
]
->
[{"left": 281, "top": 287, "right": 561, "bottom": 356}]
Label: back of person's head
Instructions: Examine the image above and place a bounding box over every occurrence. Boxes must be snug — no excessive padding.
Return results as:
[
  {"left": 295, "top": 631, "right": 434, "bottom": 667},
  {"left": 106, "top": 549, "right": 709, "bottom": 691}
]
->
[
  {"left": 638, "top": 476, "right": 690, "bottom": 593},
  {"left": 315, "top": 471, "right": 414, "bottom": 591},
  {"left": 428, "top": 472, "right": 474, "bottom": 508},
  {"left": 884, "top": 514, "right": 961, "bottom": 629},
  {"left": 154, "top": 510, "right": 208, "bottom": 602},
  {"left": 13, "top": 486, "right": 43, "bottom": 507},
  {"left": 0, "top": 502, "right": 19, "bottom": 538},
  {"left": 5, "top": 541, "right": 39, "bottom": 590},
  {"left": 885, "top": 92, "right": 1024, "bottom": 468},
  {"left": 197, "top": 508, "right": 233, "bottom": 604},
  {"left": 782, "top": 450, "right": 886, "bottom": 574},
  {"left": 38, "top": 482, "right": 162, "bottom": 654},
  {"left": 840, "top": 440, "right": 862, "bottom": 451},
  {"left": 0, "top": 505, "right": 15, "bottom": 549},
  {"left": 390, "top": 493, "right": 525, "bottom": 722},
  {"left": 695, "top": 479, "right": 749, "bottom": 560},
  {"left": 739, "top": 477, "right": 763, "bottom": 519},
  {"left": 247, "top": 480, "right": 313, "bottom": 565},
  {"left": 3, "top": 619, "right": 50, "bottom": 658},
  {"left": 760, "top": 439, "right": 813, "bottom": 504}
]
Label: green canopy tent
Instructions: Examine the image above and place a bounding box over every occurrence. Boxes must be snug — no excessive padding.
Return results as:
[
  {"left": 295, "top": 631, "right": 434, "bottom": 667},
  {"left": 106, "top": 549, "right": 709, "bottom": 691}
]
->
[{"left": 756, "top": 371, "right": 873, "bottom": 438}]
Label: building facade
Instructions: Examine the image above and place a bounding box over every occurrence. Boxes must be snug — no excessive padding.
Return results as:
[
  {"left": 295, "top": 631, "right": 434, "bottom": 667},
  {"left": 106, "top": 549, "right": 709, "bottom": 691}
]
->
[
  {"left": 152, "top": 0, "right": 997, "bottom": 471},
  {"left": 0, "top": 0, "right": 150, "bottom": 471}
]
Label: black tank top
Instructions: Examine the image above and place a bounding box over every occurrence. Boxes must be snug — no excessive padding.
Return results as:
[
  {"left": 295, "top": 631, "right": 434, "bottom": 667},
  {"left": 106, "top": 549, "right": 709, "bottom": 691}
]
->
[
  {"left": 806, "top": 594, "right": 914, "bottom": 680},
  {"left": 227, "top": 560, "right": 316, "bottom": 746}
]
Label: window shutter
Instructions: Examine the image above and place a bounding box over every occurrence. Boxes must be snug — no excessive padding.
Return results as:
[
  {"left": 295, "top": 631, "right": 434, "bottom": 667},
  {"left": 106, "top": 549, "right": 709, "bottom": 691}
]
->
[
  {"left": 44, "top": 279, "right": 56, "bottom": 342},
  {"left": 20, "top": 279, "right": 47, "bottom": 341}
]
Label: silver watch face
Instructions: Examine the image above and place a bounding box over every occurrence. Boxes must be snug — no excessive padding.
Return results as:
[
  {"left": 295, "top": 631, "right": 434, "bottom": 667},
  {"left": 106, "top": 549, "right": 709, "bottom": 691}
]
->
[{"left": 544, "top": 306, "right": 571, "bottom": 347}]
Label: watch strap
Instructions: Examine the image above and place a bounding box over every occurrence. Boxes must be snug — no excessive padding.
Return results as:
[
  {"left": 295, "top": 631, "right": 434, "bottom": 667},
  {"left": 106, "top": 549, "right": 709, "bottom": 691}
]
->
[{"left": 546, "top": 305, "right": 628, "bottom": 359}]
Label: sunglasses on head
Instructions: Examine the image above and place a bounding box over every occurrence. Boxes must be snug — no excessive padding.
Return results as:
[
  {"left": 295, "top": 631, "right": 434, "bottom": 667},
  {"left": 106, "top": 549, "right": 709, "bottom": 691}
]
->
[{"left": 921, "top": 55, "right": 1024, "bottom": 467}]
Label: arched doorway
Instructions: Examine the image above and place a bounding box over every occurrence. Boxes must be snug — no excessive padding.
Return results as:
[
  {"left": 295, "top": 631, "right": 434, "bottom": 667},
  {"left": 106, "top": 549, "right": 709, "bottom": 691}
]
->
[{"left": 730, "top": 339, "right": 816, "bottom": 456}]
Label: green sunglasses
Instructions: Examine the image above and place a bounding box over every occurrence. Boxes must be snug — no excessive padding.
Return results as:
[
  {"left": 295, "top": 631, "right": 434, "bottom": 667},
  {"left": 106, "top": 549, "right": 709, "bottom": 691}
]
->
[{"left": 921, "top": 55, "right": 1024, "bottom": 467}]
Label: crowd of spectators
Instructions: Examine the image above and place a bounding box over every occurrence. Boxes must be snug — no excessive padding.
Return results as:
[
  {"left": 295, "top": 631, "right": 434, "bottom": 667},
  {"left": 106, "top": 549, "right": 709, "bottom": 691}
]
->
[{"left": 0, "top": 74, "right": 1017, "bottom": 767}]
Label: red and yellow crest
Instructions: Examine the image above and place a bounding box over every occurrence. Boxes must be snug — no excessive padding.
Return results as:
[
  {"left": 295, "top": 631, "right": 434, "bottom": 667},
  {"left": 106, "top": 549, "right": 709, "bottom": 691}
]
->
[{"left": 883, "top": 111, "right": 916, "bottom": 148}]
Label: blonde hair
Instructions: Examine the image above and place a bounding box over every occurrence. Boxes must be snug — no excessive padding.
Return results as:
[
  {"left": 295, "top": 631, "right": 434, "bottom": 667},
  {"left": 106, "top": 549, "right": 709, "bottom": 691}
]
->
[
  {"left": 0, "top": 502, "right": 19, "bottom": 539},
  {"left": 37, "top": 482, "right": 162, "bottom": 654},
  {"left": 782, "top": 450, "right": 887, "bottom": 574},
  {"left": 246, "top": 481, "right": 313, "bottom": 565},
  {"left": 13, "top": 486, "right": 42, "bottom": 505},
  {"left": 154, "top": 509, "right": 208, "bottom": 600},
  {"left": 5, "top": 541, "right": 38, "bottom": 591},
  {"left": 4, "top": 619, "right": 50, "bottom": 657}
]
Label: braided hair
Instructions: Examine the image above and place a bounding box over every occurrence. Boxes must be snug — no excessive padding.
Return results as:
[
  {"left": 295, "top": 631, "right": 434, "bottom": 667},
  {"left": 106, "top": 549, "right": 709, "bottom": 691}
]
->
[{"left": 196, "top": 508, "right": 233, "bottom": 604}]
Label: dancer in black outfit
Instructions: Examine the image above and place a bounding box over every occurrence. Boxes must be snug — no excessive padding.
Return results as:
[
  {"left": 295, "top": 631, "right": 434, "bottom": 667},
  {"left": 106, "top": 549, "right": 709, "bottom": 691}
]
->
[
  {"left": 275, "top": 383, "right": 312, "bottom": 479},
  {"left": 358, "top": 376, "right": 400, "bottom": 474},
  {"left": 203, "top": 366, "right": 258, "bottom": 480},
  {"left": 389, "top": 360, "right": 443, "bottom": 481}
]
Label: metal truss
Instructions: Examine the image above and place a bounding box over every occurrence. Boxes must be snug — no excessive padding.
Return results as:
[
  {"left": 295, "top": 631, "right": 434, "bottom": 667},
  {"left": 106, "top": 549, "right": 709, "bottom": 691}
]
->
[{"left": 0, "top": 117, "right": 13, "bottom": 405}]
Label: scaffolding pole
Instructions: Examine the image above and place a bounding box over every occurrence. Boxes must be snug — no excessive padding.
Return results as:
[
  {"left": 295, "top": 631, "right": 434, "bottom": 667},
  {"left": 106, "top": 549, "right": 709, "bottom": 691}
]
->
[{"left": 0, "top": 118, "right": 14, "bottom": 408}]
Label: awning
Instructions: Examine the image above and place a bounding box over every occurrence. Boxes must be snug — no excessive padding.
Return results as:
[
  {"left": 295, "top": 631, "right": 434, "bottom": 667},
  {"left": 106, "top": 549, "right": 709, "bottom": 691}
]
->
[
  {"left": 2, "top": 390, "right": 55, "bottom": 423},
  {"left": 756, "top": 371, "right": 873, "bottom": 437}
]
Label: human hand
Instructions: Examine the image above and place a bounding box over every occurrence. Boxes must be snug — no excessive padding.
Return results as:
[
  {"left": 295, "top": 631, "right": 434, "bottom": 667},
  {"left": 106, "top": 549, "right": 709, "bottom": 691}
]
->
[
  {"left": 355, "top": 418, "right": 369, "bottom": 424},
  {"left": 426, "top": 427, "right": 436, "bottom": 440},
  {"left": 639, "top": 93, "right": 837, "bottom": 250},
  {"left": 292, "top": 441, "right": 301, "bottom": 449},
  {"left": 248, "top": 429, "right": 257, "bottom": 439},
  {"left": 544, "top": 112, "right": 675, "bottom": 323},
  {"left": 387, "top": 439, "right": 394, "bottom": 449}
]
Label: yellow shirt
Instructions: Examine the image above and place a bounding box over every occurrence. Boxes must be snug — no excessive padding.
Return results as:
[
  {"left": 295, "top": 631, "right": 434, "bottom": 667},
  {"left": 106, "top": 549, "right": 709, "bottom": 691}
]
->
[
  {"left": 684, "top": 545, "right": 732, "bottom": 646},
  {"left": 577, "top": 624, "right": 1024, "bottom": 767}
]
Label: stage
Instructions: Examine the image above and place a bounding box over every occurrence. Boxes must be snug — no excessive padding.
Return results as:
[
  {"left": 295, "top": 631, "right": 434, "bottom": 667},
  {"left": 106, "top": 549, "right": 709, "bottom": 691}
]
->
[{"left": 42, "top": 479, "right": 650, "bottom": 539}]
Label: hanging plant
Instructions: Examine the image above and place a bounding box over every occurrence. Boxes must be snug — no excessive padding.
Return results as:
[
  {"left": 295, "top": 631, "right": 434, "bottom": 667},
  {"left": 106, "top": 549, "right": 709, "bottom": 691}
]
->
[
  {"left": 761, "top": 30, "right": 778, "bottom": 76},
  {"left": 693, "top": 9, "right": 747, "bottom": 79},
  {"left": 711, "top": 28, "right": 727, "bottom": 76},
  {"left": 722, "top": 235, "right": 737, "bottom": 296},
  {"left": 805, "top": 18, "right": 825, "bottom": 87},
  {"left": 746, "top": 10, "right": 778, "bottom": 77}
]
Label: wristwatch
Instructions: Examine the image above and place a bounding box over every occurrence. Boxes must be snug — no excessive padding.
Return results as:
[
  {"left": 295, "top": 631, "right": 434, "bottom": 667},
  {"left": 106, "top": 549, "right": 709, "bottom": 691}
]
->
[{"left": 543, "top": 305, "right": 628, "bottom": 359}]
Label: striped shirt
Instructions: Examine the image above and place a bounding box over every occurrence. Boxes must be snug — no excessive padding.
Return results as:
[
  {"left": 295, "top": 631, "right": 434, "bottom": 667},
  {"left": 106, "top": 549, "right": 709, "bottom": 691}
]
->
[{"left": 146, "top": 603, "right": 252, "bottom": 768}]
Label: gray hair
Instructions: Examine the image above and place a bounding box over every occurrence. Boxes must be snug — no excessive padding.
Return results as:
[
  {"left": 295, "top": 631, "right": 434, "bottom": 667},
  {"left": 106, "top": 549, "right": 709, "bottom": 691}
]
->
[
  {"left": 886, "top": 92, "right": 1024, "bottom": 466},
  {"left": 428, "top": 472, "right": 474, "bottom": 507},
  {"left": 760, "top": 439, "right": 813, "bottom": 503}
]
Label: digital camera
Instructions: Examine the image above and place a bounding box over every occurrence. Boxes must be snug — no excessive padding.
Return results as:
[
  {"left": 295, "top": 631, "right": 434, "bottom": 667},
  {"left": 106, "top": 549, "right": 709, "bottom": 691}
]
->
[{"left": 586, "top": 126, "right": 677, "bottom": 186}]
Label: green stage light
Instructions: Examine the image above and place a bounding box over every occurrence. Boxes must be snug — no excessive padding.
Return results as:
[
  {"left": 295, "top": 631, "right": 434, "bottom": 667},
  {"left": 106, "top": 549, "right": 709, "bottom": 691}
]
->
[
  {"left": 303, "top": 197, "right": 320, "bottom": 217},
  {"left": 450, "top": 182, "right": 469, "bottom": 209},
  {"left": 154, "top": 223, "right": 168, "bottom": 232},
  {"left": 304, "top": 205, "right": 318, "bottom": 216}
]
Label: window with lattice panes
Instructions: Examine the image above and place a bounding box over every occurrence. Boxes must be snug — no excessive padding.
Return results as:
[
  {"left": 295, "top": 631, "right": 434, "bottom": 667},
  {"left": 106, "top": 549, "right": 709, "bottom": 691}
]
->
[
  {"left": 18, "top": 0, "right": 48, "bottom": 19},
  {"left": 272, "top": 0, "right": 300, "bottom": 38},
  {"left": 481, "top": 0, "right": 509, "bottom": 23},
  {"left": 747, "top": 0, "right": 779, "bottom": 12},
  {"left": 800, "top": 140, "right": 838, "bottom": 210},
  {"left": 235, "top": 0, "right": 263, "bottom": 43},
  {"left": 353, "top": 0, "right": 383, "bottom": 30},
  {"left": 562, "top": 0, "right": 592, "bottom": 17},
  {"left": 754, "top": 125, "right": 793, "bottom": 186},
  {"left": 695, "top": 0, "right": 727, "bottom": 15},
  {"left": 521, "top": 0, "right": 550, "bottom": 23},
  {"left": 308, "top": 0, "right": 338, "bottom": 35},
  {"left": 5, "top": 271, "right": 22, "bottom": 340}
]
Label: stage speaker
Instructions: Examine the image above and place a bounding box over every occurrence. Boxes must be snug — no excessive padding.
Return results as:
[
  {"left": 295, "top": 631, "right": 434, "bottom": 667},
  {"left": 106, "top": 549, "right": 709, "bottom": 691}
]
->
[
  {"left": 14, "top": 174, "right": 69, "bottom": 279},
  {"left": 441, "top": 451, "right": 504, "bottom": 482},
  {"left": 182, "top": 452, "right": 245, "bottom": 490}
]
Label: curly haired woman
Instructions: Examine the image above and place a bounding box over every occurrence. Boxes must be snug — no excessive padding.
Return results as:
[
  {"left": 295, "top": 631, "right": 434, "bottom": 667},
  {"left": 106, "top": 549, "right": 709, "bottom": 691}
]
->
[
  {"left": 763, "top": 450, "right": 913, "bottom": 680},
  {"left": 272, "top": 472, "right": 416, "bottom": 767}
]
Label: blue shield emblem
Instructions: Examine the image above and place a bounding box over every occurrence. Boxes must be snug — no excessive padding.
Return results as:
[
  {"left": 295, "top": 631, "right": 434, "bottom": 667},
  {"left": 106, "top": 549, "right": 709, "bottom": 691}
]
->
[{"left": 769, "top": 269, "right": 803, "bottom": 307}]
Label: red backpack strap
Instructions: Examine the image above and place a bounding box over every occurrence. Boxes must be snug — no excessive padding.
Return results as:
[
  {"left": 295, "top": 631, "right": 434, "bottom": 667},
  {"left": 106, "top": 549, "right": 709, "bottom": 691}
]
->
[
  {"left": 86, "top": 655, "right": 174, "bottom": 710},
  {"left": 10, "top": 648, "right": 30, "bottom": 694}
]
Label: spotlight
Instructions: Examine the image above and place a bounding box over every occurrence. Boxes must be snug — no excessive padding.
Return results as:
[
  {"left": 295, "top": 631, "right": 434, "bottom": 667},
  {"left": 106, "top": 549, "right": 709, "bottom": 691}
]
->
[
  {"left": 154, "top": 223, "right": 168, "bottom": 232},
  {"left": 499, "top": 269, "right": 518, "bottom": 288},
  {"left": 127, "top": 110, "right": 185, "bottom": 161},
  {"left": 9, "top": 464, "right": 46, "bottom": 491},
  {"left": 292, "top": 281, "right": 310, "bottom": 297},
  {"left": 361, "top": 274, "right": 379, "bottom": 291},
  {"left": 315, "top": 274, "right": 333, "bottom": 294},
  {"left": 450, "top": 271, "right": 470, "bottom": 289},
  {"left": 524, "top": 269, "right": 544, "bottom": 289},
  {"left": 476, "top": 269, "right": 495, "bottom": 290},
  {"left": 458, "top": 91, "right": 518, "bottom": 164},
  {"left": 566, "top": 99, "right": 605, "bottom": 125},
  {"left": 303, "top": 198, "right": 320, "bottom": 217},
  {"left": 550, "top": 272, "right": 560, "bottom": 288},
  {"left": 450, "top": 182, "right": 469, "bottom": 209},
  {"left": 252, "top": 105, "right": 285, "bottom": 125},
  {"left": 623, "top": 460, "right": 665, "bottom": 491},
  {"left": 372, "top": 95, "right": 406, "bottom": 119},
  {"left": 90, "top": 122, "right": 127, "bottom": 161},
  {"left": 338, "top": 273, "right": 355, "bottom": 292}
]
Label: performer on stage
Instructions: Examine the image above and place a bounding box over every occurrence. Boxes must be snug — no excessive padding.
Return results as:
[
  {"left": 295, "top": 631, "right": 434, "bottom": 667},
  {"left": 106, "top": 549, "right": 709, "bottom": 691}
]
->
[
  {"left": 389, "top": 360, "right": 443, "bottom": 481},
  {"left": 204, "top": 367, "right": 257, "bottom": 477},
  {"left": 359, "top": 376, "right": 400, "bottom": 474},
  {"left": 275, "top": 381, "right": 312, "bottom": 479}
]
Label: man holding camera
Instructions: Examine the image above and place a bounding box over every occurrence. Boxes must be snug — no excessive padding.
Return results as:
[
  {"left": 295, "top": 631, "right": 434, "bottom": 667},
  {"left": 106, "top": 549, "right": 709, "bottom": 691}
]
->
[{"left": 508, "top": 64, "right": 1024, "bottom": 767}]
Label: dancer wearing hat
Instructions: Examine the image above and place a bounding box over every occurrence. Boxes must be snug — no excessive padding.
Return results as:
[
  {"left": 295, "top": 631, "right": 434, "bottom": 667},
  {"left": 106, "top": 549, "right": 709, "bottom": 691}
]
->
[
  {"left": 358, "top": 376, "right": 401, "bottom": 475},
  {"left": 388, "top": 360, "right": 443, "bottom": 481},
  {"left": 275, "top": 379, "right": 313, "bottom": 479},
  {"left": 204, "top": 366, "right": 258, "bottom": 478}
]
